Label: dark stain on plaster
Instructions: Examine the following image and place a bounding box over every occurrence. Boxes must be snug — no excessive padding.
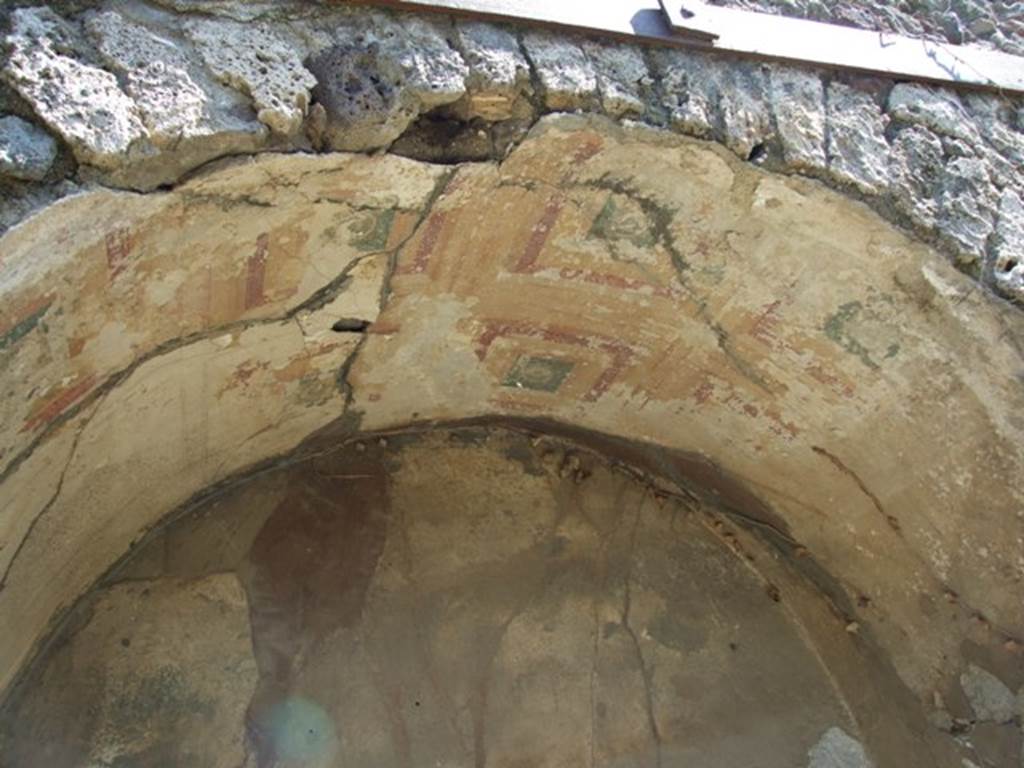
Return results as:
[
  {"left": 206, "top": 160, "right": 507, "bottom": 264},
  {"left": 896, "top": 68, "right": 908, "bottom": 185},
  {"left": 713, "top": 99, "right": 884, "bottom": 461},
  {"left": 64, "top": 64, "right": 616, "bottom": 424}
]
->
[
  {"left": 109, "top": 666, "right": 215, "bottom": 729},
  {"left": 242, "top": 453, "right": 389, "bottom": 768}
]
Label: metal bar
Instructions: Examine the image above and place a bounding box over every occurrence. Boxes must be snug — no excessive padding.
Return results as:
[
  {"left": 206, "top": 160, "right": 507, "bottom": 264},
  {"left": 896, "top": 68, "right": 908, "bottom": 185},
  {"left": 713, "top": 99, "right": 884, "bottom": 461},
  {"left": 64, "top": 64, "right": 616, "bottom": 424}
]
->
[{"left": 352, "top": 0, "right": 1024, "bottom": 95}]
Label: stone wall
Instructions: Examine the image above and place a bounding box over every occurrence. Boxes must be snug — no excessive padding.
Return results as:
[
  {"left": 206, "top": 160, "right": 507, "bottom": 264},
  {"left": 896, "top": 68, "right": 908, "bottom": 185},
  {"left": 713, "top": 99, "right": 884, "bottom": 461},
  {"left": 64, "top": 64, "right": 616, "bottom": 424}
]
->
[{"left": 1, "top": 0, "right": 1023, "bottom": 304}]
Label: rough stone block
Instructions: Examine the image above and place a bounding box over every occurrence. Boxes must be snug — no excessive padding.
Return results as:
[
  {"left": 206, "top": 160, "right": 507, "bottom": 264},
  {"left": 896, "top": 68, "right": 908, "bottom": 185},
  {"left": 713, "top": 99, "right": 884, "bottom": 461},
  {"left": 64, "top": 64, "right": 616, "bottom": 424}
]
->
[
  {"left": 992, "top": 188, "right": 1024, "bottom": 302},
  {"left": 306, "top": 42, "right": 419, "bottom": 152},
  {"left": 770, "top": 67, "right": 826, "bottom": 172},
  {"left": 807, "top": 727, "right": 874, "bottom": 768},
  {"left": 521, "top": 31, "right": 598, "bottom": 112},
  {"left": 826, "top": 82, "right": 889, "bottom": 195},
  {"left": 2, "top": 8, "right": 146, "bottom": 172},
  {"left": 583, "top": 40, "right": 649, "bottom": 119},
  {"left": 655, "top": 49, "right": 773, "bottom": 159},
  {"left": 938, "top": 155, "right": 998, "bottom": 259},
  {"left": 889, "top": 125, "right": 944, "bottom": 229},
  {"left": 0, "top": 116, "right": 57, "bottom": 182},
  {"left": 82, "top": 9, "right": 267, "bottom": 188},
  {"left": 372, "top": 14, "right": 468, "bottom": 111},
  {"left": 961, "top": 664, "right": 1017, "bottom": 724},
  {"left": 454, "top": 21, "right": 533, "bottom": 121},
  {"left": 888, "top": 83, "right": 980, "bottom": 143},
  {"left": 185, "top": 18, "right": 315, "bottom": 136}
]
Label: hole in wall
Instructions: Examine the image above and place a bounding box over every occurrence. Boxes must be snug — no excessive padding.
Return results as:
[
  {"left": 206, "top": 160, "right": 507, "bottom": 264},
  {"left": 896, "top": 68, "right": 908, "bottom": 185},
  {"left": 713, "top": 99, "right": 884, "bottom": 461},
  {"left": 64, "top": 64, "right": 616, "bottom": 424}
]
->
[{"left": 331, "top": 318, "right": 370, "bottom": 333}]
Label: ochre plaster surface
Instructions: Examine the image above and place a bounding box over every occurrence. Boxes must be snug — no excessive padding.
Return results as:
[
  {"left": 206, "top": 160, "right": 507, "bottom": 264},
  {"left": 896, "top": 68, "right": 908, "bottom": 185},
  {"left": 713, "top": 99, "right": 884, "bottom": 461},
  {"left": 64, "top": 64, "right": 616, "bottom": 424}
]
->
[{"left": 1, "top": 115, "right": 1022, "bottom": 766}]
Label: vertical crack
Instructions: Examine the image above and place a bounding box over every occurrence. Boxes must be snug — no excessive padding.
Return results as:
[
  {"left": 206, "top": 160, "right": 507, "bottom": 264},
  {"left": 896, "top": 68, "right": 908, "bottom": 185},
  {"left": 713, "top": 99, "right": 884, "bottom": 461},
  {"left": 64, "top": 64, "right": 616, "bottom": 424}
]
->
[
  {"left": 589, "top": 590, "right": 600, "bottom": 768},
  {"left": 0, "top": 393, "right": 104, "bottom": 592},
  {"left": 334, "top": 167, "right": 460, "bottom": 417},
  {"left": 619, "top": 490, "right": 662, "bottom": 768},
  {"left": 586, "top": 477, "right": 631, "bottom": 768}
]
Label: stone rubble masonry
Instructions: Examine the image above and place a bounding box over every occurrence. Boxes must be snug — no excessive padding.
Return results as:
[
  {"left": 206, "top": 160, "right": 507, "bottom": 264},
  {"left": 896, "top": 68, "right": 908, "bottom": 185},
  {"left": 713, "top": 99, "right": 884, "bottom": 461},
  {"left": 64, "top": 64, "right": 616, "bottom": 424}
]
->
[{"left": 0, "top": 0, "right": 1023, "bottom": 304}]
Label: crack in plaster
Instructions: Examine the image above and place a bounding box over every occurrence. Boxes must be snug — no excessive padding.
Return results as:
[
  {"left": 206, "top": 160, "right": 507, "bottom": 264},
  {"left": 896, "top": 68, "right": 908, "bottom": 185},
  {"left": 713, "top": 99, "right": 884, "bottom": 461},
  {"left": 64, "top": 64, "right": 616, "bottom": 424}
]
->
[
  {"left": 619, "top": 490, "right": 663, "bottom": 768},
  {"left": 0, "top": 392, "right": 105, "bottom": 592},
  {"left": 333, "top": 167, "right": 459, "bottom": 420}
]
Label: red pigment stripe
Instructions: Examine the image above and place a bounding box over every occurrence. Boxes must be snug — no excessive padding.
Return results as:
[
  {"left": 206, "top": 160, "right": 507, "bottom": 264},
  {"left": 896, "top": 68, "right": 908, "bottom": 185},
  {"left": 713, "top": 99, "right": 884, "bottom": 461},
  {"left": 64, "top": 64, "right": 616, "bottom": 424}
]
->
[
  {"left": 515, "top": 197, "right": 563, "bottom": 272},
  {"left": 245, "top": 233, "right": 270, "bottom": 309},
  {"left": 21, "top": 374, "right": 97, "bottom": 433},
  {"left": 105, "top": 228, "right": 132, "bottom": 279}
]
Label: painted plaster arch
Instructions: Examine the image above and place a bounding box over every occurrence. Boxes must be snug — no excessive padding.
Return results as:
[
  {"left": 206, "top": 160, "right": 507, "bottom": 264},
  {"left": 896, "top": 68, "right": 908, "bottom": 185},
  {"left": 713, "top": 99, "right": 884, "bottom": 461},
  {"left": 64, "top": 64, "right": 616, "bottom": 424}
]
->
[{"left": 0, "top": 114, "right": 1023, "bottom": 765}]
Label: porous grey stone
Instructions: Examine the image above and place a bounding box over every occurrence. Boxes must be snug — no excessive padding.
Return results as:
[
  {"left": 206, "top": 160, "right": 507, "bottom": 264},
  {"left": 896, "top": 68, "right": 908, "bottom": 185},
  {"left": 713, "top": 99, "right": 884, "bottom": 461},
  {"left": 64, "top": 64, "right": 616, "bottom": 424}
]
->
[
  {"left": 938, "top": 156, "right": 998, "bottom": 259},
  {"left": 889, "top": 125, "right": 944, "bottom": 229},
  {"left": 368, "top": 14, "right": 468, "bottom": 112},
  {"left": 0, "top": 116, "right": 58, "bottom": 181},
  {"left": 151, "top": 0, "right": 306, "bottom": 20},
  {"left": 583, "top": 40, "right": 649, "bottom": 119},
  {"left": 319, "top": 11, "right": 467, "bottom": 104},
  {"left": 0, "top": 179, "right": 81, "bottom": 234},
  {"left": 308, "top": 9, "right": 467, "bottom": 150},
  {"left": 961, "top": 93, "right": 1024, "bottom": 189},
  {"left": 83, "top": 9, "right": 266, "bottom": 187},
  {"left": 185, "top": 18, "right": 315, "bottom": 136},
  {"left": 992, "top": 188, "right": 1024, "bottom": 302},
  {"left": 961, "top": 664, "right": 1017, "bottom": 724},
  {"left": 652, "top": 49, "right": 714, "bottom": 139},
  {"left": 888, "top": 84, "right": 981, "bottom": 144},
  {"left": 825, "top": 82, "right": 889, "bottom": 195},
  {"left": 521, "top": 31, "right": 598, "bottom": 112},
  {"left": 770, "top": 67, "right": 826, "bottom": 172},
  {"left": 2, "top": 8, "right": 146, "bottom": 172},
  {"left": 710, "top": 59, "right": 774, "bottom": 158},
  {"left": 306, "top": 42, "right": 418, "bottom": 152},
  {"left": 655, "top": 50, "right": 773, "bottom": 159},
  {"left": 454, "top": 21, "right": 533, "bottom": 121},
  {"left": 85, "top": 10, "right": 204, "bottom": 141},
  {"left": 807, "top": 726, "right": 874, "bottom": 768}
]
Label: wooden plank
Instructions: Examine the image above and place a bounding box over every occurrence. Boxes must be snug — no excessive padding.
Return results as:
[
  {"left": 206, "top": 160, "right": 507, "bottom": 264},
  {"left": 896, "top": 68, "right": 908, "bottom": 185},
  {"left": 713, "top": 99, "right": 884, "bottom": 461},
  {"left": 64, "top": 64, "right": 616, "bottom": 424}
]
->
[
  {"left": 660, "top": 0, "right": 1024, "bottom": 93},
  {"left": 353, "top": 0, "right": 685, "bottom": 43},
  {"left": 353, "top": 0, "right": 1024, "bottom": 95}
]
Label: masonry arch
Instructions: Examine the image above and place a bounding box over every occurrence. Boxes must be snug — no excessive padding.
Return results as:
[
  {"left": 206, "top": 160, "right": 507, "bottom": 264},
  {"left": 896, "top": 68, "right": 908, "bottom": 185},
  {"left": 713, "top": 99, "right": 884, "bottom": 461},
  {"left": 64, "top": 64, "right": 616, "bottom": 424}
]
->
[{"left": 1, "top": 113, "right": 1022, "bottom": 766}]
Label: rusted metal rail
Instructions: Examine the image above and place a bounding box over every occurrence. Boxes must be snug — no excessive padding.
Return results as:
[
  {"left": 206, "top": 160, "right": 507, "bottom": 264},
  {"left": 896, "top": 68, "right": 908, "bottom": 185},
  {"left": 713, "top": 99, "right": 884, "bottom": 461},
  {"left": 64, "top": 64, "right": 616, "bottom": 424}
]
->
[{"left": 356, "top": 0, "right": 1024, "bottom": 95}]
